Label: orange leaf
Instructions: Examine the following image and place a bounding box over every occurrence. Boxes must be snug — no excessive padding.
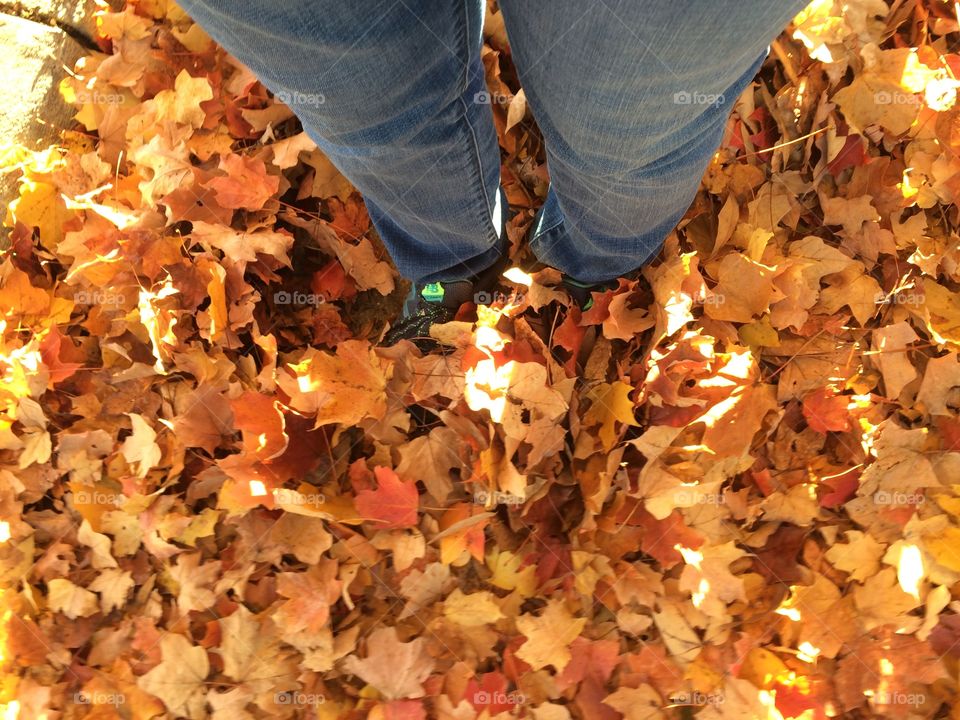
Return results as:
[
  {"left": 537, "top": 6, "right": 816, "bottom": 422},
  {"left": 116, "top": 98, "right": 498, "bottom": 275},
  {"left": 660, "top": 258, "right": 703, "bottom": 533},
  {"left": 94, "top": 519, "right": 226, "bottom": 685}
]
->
[{"left": 354, "top": 467, "right": 419, "bottom": 529}]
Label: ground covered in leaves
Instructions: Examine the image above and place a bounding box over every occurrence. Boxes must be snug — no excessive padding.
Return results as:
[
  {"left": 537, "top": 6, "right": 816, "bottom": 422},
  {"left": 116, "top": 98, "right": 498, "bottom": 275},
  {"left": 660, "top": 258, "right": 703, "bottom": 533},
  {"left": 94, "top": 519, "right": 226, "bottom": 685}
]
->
[{"left": 2, "top": 0, "right": 960, "bottom": 718}]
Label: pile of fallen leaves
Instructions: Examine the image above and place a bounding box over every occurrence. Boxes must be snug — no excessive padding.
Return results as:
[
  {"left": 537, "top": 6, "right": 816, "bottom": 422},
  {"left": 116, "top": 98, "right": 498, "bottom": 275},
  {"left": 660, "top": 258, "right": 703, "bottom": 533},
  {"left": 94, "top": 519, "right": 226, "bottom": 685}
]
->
[{"left": 1, "top": 0, "right": 960, "bottom": 717}]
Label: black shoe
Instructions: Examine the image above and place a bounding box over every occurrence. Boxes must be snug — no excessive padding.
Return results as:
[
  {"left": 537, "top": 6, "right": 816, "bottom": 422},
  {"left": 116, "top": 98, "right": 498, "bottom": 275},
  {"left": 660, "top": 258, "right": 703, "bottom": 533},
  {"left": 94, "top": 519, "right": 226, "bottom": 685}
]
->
[
  {"left": 560, "top": 275, "right": 620, "bottom": 311},
  {"left": 383, "top": 247, "right": 510, "bottom": 349},
  {"left": 382, "top": 279, "right": 476, "bottom": 348}
]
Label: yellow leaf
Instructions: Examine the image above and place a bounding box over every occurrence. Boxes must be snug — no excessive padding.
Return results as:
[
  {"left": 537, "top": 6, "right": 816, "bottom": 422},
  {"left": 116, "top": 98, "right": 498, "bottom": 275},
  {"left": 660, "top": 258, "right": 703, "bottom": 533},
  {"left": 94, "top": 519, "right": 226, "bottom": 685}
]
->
[
  {"left": 486, "top": 548, "right": 536, "bottom": 597},
  {"left": 739, "top": 315, "right": 780, "bottom": 348},
  {"left": 277, "top": 341, "right": 389, "bottom": 428},
  {"left": 922, "top": 280, "right": 960, "bottom": 347},
  {"left": 443, "top": 588, "right": 504, "bottom": 627},
  {"left": 8, "top": 180, "right": 75, "bottom": 248},
  {"left": 584, "top": 381, "right": 638, "bottom": 451},
  {"left": 0, "top": 264, "right": 50, "bottom": 317},
  {"left": 925, "top": 527, "right": 960, "bottom": 572},
  {"left": 202, "top": 259, "right": 228, "bottom": 342},
  {"left": 153, "top": 70, "right": 213, "bottom": 128},
  {"left": 515, "top": 599, "right": 586, "bottom": 671}
]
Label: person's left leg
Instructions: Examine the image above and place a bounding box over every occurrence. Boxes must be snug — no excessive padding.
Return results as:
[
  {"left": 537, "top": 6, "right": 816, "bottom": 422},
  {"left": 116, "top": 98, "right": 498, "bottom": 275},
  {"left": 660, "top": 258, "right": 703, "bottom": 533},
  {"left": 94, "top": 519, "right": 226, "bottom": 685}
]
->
[
  {"left": 176, "top": 0, "right": 505, "bottom": 288},
  {"left": 498, "top": 0, "right": 809, "bottom": 287}
]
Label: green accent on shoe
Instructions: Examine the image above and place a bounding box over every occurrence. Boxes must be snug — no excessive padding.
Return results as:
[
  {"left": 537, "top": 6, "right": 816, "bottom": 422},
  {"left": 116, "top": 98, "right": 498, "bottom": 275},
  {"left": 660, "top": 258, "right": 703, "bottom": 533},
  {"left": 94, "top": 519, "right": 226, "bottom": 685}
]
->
[{"left": 420, "top": 282, "right": 445, "bottom": 303}]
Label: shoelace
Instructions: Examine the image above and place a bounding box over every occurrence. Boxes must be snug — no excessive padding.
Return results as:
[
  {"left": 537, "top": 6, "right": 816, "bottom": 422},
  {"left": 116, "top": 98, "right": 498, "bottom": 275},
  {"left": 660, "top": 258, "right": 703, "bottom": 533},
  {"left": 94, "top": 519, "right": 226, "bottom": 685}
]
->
[{"left": 382, "top": 300, "right": 455, "bottom": 348}]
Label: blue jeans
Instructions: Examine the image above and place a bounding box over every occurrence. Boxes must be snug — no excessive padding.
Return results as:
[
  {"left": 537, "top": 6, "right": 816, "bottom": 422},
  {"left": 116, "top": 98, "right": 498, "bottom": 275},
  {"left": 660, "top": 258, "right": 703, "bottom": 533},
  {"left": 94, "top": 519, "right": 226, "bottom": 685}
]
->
[{"left": 178, "top": 0, "right": 806, "bottom": 284}]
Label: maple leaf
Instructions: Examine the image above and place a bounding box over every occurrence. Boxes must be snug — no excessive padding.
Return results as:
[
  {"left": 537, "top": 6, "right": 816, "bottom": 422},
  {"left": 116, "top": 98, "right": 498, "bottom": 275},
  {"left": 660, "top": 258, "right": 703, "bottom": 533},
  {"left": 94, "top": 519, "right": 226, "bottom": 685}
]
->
[
  {"left": 278, "top": 339, "right": 389, "bottom": 428},
  {"left": 802, "top": 387, "right": 850, "bottom": 433},
  {"left": 120, "top": 413, "right": 162, "bottom": 478},
  {"left": 204, "top": 153, "right": 280, "bottom": 211},
  {"left": 153, "top": 69, "right": 213, "bottom": 128},
  {"left": 603, "top": 685, "right": 664, "bottom": 719},
  {"left": 218, "top": 605, "right": 298, "bottom": 694},
  {"left": 916, "top": 353, "right": 960, "bottom": 416},
  {"left": 583, "top": 380, "right": 638, "bottom": 451},
  {"left": 230, "top": 390, "right": 288, "bottom": 461},
  {"left": 47, "top": 578, "right": 98, "bottom": 619},
  {"left": 341, "top": 627, "right": 435, "bottom": 699},
  {"left": 835, "top": 628, "right": 945, "bottom": 716},
  {"left": 704, "top": 252, "right": 783, "bottom": 323},
  {"left": 443, "top": 588, "right": 504, "bottom": 627},
  {"left": 189, "top": 220, "right": 294, "bottom": 266},
  {"left": 515, "top": 599, "right": 587, "bottom": 671},
  {"left": 137, "top": 634, "right": 210, "bottom": 717},
  {"left": 354, "top": 466, "right": 419, "bottom": 529},
  {"left": 275, "top": 559, "right": 341, "bottom": 635}
]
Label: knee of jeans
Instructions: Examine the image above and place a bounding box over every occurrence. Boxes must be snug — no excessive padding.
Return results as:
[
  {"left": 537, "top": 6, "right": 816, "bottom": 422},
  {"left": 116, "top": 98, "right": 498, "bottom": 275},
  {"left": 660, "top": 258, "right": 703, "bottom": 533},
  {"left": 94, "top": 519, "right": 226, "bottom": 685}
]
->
[
  {"left": 293, "top": 68, "right": 472, "bottom": 155},
  {"left": 548, "top": 104, "right": 727, "bottom": 183}
]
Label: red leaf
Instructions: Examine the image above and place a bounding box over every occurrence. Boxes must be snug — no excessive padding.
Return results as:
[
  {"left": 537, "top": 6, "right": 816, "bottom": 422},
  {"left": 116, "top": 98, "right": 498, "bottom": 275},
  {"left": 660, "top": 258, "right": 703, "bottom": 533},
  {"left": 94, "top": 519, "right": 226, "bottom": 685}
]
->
[
  {"left": 39, "top": 325, "right": 82, "bottom": 384},
  {"left": 311, "top": 259, "right": 357, "bottom": 301},
  {"left": 354, "top": 466, "right": 419, "bottom": 529},
  {"left": 802, "top": 387, "right": 850, "bottom": 433},
  {"left": 819, "top": 466, "right": 860, "bottom": 508}
]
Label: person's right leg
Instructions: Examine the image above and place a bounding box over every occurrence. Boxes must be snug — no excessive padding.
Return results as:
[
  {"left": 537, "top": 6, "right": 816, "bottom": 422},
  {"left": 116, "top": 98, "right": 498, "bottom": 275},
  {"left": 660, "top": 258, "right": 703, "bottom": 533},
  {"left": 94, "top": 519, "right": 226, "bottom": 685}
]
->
[
  {"left": 176, "top": 0, "right": 505, "bottom": 288},
  {"left": 498, "top": 0, "right": 808, "bottom": 289}
]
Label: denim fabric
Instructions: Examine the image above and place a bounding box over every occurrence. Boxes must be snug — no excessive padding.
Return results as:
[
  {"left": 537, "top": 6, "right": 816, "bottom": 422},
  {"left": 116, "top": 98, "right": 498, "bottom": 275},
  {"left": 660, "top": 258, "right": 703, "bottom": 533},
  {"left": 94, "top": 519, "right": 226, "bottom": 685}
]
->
[{"left": 178, "top": 0, "right": 807, "bottom": 284}]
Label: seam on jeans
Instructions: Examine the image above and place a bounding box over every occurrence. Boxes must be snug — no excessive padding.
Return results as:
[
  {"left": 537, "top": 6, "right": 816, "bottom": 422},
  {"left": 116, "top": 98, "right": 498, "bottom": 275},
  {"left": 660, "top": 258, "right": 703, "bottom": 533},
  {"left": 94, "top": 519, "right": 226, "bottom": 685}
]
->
[
  {"left": 456, "top": 0, "right": 498, "bottom": 251},
  {"left": 529, "top": 216, "right": 563, "bottom": 244},
  {"left": 458, "top": 100, "right": 497, "bottom": 247}
]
